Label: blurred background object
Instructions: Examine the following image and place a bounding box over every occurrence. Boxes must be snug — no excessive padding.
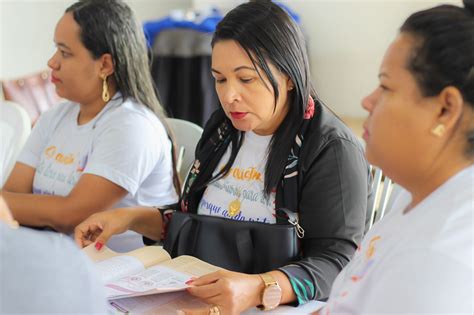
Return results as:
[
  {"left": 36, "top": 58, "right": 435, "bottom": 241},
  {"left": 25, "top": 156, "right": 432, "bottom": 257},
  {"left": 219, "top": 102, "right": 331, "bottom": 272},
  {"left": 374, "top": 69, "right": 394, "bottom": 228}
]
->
[
  {"left": 1, "top": 71, "right": 61, "bottom": 125},
  {"left": 0, "top": 101, "right": 31, "bottom": 186},
  {"left": 0, "top": 0, "right": 462, "bottom": 134}
]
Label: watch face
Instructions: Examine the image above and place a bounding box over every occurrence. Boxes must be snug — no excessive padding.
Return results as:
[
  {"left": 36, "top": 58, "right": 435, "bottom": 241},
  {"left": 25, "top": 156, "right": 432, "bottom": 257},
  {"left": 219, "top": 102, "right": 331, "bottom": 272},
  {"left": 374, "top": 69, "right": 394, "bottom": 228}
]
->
[{"left": 262, "top": 285, "right": 282, "bottom": 309}]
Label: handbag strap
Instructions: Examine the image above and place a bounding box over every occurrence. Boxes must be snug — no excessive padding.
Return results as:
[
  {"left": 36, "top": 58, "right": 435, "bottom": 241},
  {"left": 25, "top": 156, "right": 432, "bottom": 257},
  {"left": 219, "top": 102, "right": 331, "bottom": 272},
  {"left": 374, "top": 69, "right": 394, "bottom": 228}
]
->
[
  {"left": 236, "top": 229, "right": 253, "bottom": 272},
  {"left": 164, "top": 212, "right": 192, "bottom": 256},
  {"left": 276, "top": 208, "right": 305, "bottom": 238},
  {"left": 277, "top": 97, "right": 315, "bottom": 223}
]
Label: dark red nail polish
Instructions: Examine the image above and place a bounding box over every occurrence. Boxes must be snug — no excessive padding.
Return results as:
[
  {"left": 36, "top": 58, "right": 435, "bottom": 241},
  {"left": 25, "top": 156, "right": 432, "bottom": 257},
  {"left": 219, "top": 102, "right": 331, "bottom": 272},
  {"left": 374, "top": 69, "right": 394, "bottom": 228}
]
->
[{"left": 95, "top": 242, "right": 103, "bottom": 251}]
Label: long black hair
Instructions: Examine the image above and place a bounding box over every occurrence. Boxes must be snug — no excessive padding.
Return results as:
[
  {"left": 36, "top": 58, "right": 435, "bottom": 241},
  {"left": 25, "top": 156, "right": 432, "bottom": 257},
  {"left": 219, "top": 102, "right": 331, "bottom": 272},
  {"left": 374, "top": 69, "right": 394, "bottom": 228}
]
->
[
  {"left": 66, "top": 0, "right": 181, "bottom": 192},
  {"left": 211, "top": 0, "right": 315, "bottom": 196},
  {"left": 400, "top": 0, "right": 474, "bottom": 156}
]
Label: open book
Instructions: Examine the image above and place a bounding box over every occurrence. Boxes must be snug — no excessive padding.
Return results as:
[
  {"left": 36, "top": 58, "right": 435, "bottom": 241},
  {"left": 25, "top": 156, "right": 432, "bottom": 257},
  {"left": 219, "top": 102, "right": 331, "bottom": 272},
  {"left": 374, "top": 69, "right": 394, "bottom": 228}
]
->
[
  {"left": 109, "top": 291, "right": 326, "bottom": 315},
  {"left": 82, "top": 244, "right": 220, "bottom": 300}
]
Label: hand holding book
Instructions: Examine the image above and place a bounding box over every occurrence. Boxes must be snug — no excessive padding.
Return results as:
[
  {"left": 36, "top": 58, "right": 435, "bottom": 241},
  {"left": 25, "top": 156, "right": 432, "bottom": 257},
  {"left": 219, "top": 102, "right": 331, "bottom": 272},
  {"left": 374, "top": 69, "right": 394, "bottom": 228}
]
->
[{"left": 82, "top": 243, "right": 220, "bottom": 300}]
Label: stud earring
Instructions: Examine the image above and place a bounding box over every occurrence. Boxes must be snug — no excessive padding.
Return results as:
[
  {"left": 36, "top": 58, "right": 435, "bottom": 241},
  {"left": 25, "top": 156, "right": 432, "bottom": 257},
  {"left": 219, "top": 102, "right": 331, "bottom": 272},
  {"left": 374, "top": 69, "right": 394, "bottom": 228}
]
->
[
  {"left": 101, "top": 74, "right": 110, "bottom": 102},
  {"left": 431, "top": 124, "right": 446, "bottom": 137}
]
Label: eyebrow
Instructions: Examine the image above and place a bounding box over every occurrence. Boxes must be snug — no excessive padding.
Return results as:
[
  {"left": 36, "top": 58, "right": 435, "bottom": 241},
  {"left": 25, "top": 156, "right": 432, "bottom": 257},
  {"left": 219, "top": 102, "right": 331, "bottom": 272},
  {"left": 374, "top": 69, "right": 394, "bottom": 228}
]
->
[
  {"left": 56, "top": 42, "right": 72, "bottom": 51},
  {"left": 211, "top": 66, "right": 257, "bottom": 74}
]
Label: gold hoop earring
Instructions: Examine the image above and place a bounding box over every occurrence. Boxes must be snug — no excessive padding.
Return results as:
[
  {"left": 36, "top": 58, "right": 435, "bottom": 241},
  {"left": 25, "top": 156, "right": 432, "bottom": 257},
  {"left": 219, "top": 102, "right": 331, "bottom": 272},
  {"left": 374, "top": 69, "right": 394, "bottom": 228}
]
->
[
  {"left": 101, "top": 74, "right": 110, "bottom": 102},
  {"left": 431, "top": 124, "right": 446, "bottom": 137}
]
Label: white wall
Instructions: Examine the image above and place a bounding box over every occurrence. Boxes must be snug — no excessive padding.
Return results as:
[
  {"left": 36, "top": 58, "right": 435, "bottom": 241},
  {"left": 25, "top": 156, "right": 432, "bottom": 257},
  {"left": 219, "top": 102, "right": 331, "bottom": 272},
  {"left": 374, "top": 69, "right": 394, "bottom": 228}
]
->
[
  {"left": 0, "top": 0, "right": 190, "bottom": 79},
  {"left": 193, "top": 0, "right": 461, "bottom": 117},
  {"left": 1, "top": 0, "right": 462, "bottom": 117}
]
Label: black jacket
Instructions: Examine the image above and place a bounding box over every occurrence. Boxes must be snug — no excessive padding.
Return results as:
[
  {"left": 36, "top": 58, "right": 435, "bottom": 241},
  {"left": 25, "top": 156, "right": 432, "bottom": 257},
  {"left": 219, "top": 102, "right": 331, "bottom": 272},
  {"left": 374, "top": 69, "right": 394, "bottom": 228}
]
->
[{"left": 156, "top": 102, "right": 371, "bottom": 303}]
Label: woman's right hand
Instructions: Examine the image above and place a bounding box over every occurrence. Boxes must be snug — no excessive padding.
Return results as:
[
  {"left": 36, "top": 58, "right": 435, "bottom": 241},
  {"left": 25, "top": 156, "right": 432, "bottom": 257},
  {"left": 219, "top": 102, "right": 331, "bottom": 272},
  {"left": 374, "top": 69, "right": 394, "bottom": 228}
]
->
[{"left": 74, "top": 208, "right": 134, "bottom": 249}]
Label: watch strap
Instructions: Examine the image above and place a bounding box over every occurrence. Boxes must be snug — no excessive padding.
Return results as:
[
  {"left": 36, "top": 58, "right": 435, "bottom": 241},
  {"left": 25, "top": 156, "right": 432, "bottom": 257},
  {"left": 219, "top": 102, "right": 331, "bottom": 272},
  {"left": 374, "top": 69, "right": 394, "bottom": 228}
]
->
[
  {"left": 257, "top": 273, "right": 280, "bottom": 311},
  {"left": 260, "top": 273, "right": 277, "bottom": 287}
]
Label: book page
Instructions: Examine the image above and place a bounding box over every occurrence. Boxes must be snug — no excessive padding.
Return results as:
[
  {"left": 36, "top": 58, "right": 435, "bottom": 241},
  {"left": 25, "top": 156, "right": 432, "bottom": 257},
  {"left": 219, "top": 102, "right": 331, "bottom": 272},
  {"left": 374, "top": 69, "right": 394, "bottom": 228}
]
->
[
  {"left": 106, "top": 265, "right": 193, "bottom": 300},
  {"left": 110, "top": 292, "right": 326, "bottom": 315},
  {"left": 83, "top": 244, "right": 172, "bottom": 284},
  {"left": 83, "top": 243, "right": 120, "bottom": 262},
  {"left": 110, "top": 291, "right": 207, "bottom": 315},
  {"left": 83, "top": 244, "right": 170, "bottom": 267},
  {"left": 160, "top": 255, "right": 221, "bottom": 277},
  {"left": 96, "top": 255, "right": 146, "bottom": 284}
]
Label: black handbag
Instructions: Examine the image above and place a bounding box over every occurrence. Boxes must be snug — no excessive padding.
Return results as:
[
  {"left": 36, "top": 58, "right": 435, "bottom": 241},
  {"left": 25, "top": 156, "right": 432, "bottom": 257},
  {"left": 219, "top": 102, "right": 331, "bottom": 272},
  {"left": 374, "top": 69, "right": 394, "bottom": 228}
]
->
[{"left": 163, "top": 209, "right": 304, "bottom": 274}]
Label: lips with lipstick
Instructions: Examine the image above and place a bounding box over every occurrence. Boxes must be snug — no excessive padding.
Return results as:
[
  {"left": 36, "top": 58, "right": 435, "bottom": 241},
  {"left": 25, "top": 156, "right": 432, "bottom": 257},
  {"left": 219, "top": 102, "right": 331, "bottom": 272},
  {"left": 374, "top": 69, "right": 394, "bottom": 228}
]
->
[
  {"left": 230, "top": 112, "right": 247, "bottom": 120},
  {"left": 51, "top": 74, "right": 61, "bottom": 84},
  {"left": 362, "top": 124, "right": 370, "bottom": 141}
]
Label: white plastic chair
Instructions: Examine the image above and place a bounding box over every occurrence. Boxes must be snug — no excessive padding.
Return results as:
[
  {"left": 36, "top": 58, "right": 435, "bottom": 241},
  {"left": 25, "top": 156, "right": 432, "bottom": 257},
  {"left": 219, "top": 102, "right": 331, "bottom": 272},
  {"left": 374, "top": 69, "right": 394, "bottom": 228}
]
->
[
  {"left": 367, "top": 166, "right": 394, "bottom": 230},
  {"left": 166, "top": 118, "right": 203, "bottom": 182},
  {"left": 0, "top": 101, "right": 31, "bottom": 186},
  {"left": 385, "top": 182, "right": 403, "bottom": 212}
]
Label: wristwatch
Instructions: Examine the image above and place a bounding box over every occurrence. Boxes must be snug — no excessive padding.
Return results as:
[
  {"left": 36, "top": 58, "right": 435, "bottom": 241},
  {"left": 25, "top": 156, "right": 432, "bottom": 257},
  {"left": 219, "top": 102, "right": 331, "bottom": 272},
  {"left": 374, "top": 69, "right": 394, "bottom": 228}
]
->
[{"left": 257, "top": 273, "right": 282, "bottom": 311}]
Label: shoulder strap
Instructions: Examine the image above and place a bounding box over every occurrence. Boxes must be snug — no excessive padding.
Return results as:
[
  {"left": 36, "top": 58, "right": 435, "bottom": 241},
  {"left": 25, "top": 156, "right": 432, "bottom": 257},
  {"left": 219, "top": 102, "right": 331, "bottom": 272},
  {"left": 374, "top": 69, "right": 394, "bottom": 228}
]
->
[
  {"left": 276, "top": 97, "right": 316, "bottom": 222},
  {"left": 180, "top": 111, "right": 233, "bottom": 212}
]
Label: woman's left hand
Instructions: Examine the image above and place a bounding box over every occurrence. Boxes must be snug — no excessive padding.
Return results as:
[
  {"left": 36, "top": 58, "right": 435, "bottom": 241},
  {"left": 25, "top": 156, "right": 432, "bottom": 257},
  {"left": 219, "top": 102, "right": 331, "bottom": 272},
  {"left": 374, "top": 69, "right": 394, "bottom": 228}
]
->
[{"left": 181, "top": 269, "right": 264, "bottom": 315}]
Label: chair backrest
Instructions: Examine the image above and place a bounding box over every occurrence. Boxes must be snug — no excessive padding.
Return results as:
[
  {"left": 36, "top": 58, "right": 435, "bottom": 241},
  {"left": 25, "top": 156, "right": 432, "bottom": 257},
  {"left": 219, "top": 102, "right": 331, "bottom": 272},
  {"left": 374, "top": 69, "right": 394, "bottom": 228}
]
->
[
  {"left": 0, "top": 101, "right": 31, "bottom": 186},
  {"left": 367, "top": 166, "right": 394, "bottom": 230},
  {"left": 166, "top": 118, "right": 203, "bottom": 182},
  {"left": 1, "top": 70, "right": 61, "bottom": 125},
  {"left": 385, "top": 182, "right": 403, "bottom": 212}
]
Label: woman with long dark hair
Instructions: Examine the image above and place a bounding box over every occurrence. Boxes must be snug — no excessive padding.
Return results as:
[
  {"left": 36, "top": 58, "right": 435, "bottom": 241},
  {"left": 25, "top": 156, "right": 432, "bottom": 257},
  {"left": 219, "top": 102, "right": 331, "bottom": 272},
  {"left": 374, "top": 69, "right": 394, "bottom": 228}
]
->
[
  {"left": 2, "top": 0, "right": 179, "bottom": 251},
  {"left": 76, "top": 1, "right": 371, "bottom": 313}
]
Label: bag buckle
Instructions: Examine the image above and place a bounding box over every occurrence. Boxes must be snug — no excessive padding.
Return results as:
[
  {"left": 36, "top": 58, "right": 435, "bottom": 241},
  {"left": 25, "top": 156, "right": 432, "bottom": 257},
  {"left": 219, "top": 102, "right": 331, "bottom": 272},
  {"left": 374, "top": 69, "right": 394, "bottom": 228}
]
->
[
  {"left": 288, "top": 217, "right": 305, "bottom": 239},
  {"left": 277, "top": 208, "right": 305, "bottom": 239}
]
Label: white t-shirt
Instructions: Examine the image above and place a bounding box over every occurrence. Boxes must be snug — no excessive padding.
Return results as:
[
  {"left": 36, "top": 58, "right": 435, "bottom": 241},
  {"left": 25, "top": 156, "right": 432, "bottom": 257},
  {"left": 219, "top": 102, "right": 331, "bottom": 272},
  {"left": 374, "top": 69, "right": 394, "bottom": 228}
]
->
[
  {"left": 197, "top": 131, "right": 276, "bottom": 224},
  {"left": 18, "top": 93, "right": 178, "bottom": 251},
  {"left": 0, "top": 223, "right": 108, "bottom": 314},
  {"left": 322, "top": 165, "right": 474, "bottom": 314}
]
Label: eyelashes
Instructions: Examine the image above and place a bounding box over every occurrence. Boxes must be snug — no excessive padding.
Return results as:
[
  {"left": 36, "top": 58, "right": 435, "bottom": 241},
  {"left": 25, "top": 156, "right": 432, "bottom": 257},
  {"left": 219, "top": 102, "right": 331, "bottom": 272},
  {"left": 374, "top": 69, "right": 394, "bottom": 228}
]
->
[{"left": 214, "top": 78, "right": 254, "bottom": 84}]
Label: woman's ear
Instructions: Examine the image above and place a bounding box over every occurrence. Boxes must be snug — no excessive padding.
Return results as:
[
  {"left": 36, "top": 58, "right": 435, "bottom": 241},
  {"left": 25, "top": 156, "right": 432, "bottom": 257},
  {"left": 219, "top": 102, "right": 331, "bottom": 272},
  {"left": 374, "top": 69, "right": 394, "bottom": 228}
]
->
[
  {"left": 434, "top": 86, "right": 464, "bottom": 133},
  {"left": 99, "top": 53, "right": 115, "bottom": 77},
  {"left": 287, "top": 77, "right": 295, "bottom": 91}
]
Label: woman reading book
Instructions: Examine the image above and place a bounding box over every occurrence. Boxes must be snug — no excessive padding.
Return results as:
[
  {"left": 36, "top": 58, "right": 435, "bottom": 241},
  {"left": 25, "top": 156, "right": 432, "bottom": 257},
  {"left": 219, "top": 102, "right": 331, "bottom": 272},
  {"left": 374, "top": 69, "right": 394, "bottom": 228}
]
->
[{"left": 75, "top": 1, "right": 371, "bottom": 314}]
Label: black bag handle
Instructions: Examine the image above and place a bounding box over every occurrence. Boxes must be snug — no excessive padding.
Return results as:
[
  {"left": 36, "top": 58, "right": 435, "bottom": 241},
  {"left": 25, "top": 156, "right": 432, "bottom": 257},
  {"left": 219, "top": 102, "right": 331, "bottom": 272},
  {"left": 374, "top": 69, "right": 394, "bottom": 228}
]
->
[
  {"left": 235, "top": 229, "right": 253, "bottom": 272},
  {"left": 164, "top": 211, "right": 192, "bottom": 256}
]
